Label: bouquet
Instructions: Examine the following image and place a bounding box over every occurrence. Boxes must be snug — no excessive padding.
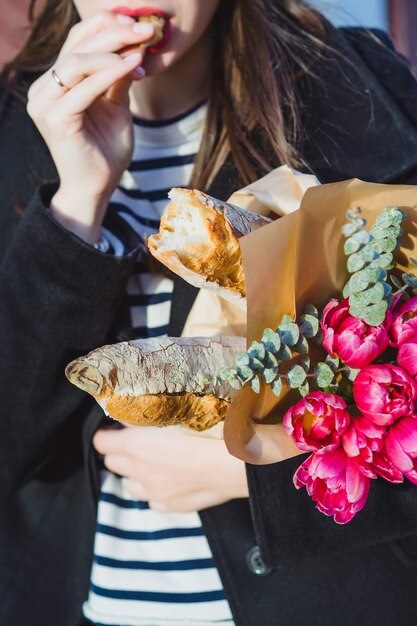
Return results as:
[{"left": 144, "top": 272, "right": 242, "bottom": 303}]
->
[
  {"left": 216, "top": 203, "right": 417, "bottom": 523},
  {"left": 145, "top": 172, "right": 417, "bottom": 524}
]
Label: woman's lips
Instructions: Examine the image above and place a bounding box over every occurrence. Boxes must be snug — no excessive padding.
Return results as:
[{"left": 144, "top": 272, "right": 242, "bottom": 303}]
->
[{"left": 113, "top": 6, "right": 171, "bottom": 18}]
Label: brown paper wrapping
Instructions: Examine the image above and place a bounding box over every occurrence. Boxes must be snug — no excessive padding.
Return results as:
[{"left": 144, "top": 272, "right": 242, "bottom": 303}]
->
[{"left": 224, "top": 178, "right": 417, "bottom": 464}]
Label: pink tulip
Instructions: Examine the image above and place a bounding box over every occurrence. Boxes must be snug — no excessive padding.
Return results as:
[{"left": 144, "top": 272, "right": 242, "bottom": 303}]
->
[
  {"left": 293, "top": 447, "right": 371, "bottom": 524},
  {"left": 398, "top": 336, "right": 417, "bottom": 377},
  {"left": 321, "top": 298, "right": 390, "bottom": 369},
  {"left": 353, "top": 364, "right": 417, "bottom": 426},
  {"left": 341, "top": 416, "right": 403, "bottom": 483},
  {"left": 371, "top": 451, "right": 404, "bottom": 483},
  {"left": 390, "top": 296, "right": 417, "bottom": 347},
  {"left": 283, "top": 392, "right": 350, "bottom": 453},
  {"left": 342, "top": 416, "right": 385, "bottom": 463},
  {"left": 386, "top": 417, "right": 417, "bottom": 484}
]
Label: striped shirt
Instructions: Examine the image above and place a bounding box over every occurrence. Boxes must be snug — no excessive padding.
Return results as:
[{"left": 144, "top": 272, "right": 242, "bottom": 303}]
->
[{"left": 83, "top": 103, "right": 235, "bottom": 626}]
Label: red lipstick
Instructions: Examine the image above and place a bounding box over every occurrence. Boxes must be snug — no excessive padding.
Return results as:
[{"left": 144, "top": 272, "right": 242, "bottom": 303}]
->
[{"left": 113, "top": 6, "right": 171, "bottom": 18}]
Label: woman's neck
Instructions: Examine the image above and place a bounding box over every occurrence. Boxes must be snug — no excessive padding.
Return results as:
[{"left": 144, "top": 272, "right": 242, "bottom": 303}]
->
[{"left": 129, "top": 28, "right": 212, "bottom": 121}]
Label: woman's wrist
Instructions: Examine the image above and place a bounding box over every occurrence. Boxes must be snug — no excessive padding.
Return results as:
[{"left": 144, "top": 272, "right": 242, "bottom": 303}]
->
[{"left": 50, "top": 187, "right": 110, "bottom": 244}]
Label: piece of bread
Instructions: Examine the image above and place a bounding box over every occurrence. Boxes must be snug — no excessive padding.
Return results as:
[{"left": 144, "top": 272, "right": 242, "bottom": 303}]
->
[
  {"left": 65, "top": 336, "right": 246, "bottom": 430},
  {"left": 147, "top": 189, "right": 271, "bottom": 309},
  {"left": 137, "top": 15, "right": 166, "bottom": 47}
]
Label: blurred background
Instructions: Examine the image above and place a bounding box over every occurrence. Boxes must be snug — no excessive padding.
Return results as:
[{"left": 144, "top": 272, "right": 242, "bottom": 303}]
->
[{"left": 0, "top": 0, "right": 416, "bottom": 70}]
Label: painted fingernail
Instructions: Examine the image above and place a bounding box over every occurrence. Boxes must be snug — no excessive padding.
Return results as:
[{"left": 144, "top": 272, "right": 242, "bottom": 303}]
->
[
  {"left": 116, "top": 13, "right": 135, "bottom": 24},
  {"left": 132, "top": 66, "right": 146, "bottom": 80},
  {"left": 124, "top": 52, "right": 142, "bottom": 63},
  {"left": 132, "top": 22, "right": 154, "bottom": 35}
]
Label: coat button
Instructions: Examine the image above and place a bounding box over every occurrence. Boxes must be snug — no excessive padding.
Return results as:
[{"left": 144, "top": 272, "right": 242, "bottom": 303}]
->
[{"left": 246, "top": 545, "right": 272, "bottom": 576}]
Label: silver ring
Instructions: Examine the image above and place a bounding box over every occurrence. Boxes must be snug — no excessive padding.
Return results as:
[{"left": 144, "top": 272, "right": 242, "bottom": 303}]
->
[{"left": 51, "top": 69, "right": 69, "bottom": 92}]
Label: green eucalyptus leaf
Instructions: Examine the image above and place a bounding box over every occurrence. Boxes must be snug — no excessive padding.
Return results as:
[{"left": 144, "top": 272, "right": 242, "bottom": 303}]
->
[
  {"left": 250, "top": 377, "right": 261, "bottom": 394},
  {"left": 300, "top": 355, "right": 311, "bottom": 372},
  {"left": 278, "top": 322, "right": 300, "bottom": 347},
  {"left": 360, "top": 246, "right": 378, "bottom": 263},
  {"left": 325, "top": 355, "right": 340, "bottom": 371},
  {"left": 312, "top": 327, "right": 323, "bottom": 345},
  {"left": 411, "top": 258, "right": 417, "bottom": 267},
  {"left": 402, "top": 273, "right": 417, "bottom": 289},
  {"left": 375, "top": 252, "right": 394, "bottom": 268},
  {"left": 346, "top": 207, "right": 362, "bottom": 218},
  {"left": 236, "top": 352, "right": 250, "bottom": 368},
  {"left": 347, "top": 272, "right": 371, "bottom": 293},
  {"left": 219, "top": 366, "right": 233, "bottom": 381},
  {"left": 263, "top": 368, "right": 279, "bottom": 384},
  {"left": 293, "top": 336, "right": 309, "bottom": 354},
  {"left": 371, "top": 224, "right": 400, "bottom": 241},
  {"left": 261, "top": 328, "right": 281, "bottom": 353},
  {"left": 352, "top": 230, "right": 371, "bottom": 244},
  {"left": 315, "top": 362, "right": 335, "bottom": 388},
  {"left": 249, "top": 357, "right": 264, "bottom": 371},
  {"left": 276, "top": 345, "right": 292, "bottom": 361},
  {"left": 353, "top": 217, "right": 366, "bottom": 228},
  {"left": 298, "top": 381, "right": 310, "bottom": 397},
  {"left": 229, "top": 377, "right": 243, "bottom": 390},
  {"left": 343, "top": 283, "right": 351, "bottom": 298},
  {"left": 348, "top": 282, "right": 385, "bottom": 308},
  {"left": 342, "top": 223, "right": 358, "bottom": 237},
  {"left": 347, "top": 252, "right": 366, "bottom": 273},
  {"left": 374, "top": 237, "right": 398, "bottom": 254},
  {"left": 299, "top": 313, "right": 319, "bottom": 339},
  {"left": 264, "top": 352, "right": 279, "bottom": 369},
  {"left": 303, "top": 304, "right": 319, "bottom": 317},
  {"left": 360, "top": 301, "right": 389, "bottom": 327},
  {"left": 346, "top": 367, "right": 360, "bottom": 382},
  {"left": 287, "top": 364, "right": 307, "bottom": 389},
  {"left": 344, "top": 237, "right": 361, "bottom": 255},
  {"left": 349, "top": 304, "right": 366, "bottom": 319},
  {"left": 271, "top": 377, "right": 282, "bottom": 397},
  {"left": 248, "top": 341, "right": 265, "bottom": 361},
  {"left": 237, "top": 365, "right": 255, "bottom": 381}
]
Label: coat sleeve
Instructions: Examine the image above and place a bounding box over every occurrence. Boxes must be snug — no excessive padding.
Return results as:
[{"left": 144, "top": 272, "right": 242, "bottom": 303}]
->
[{"left": 0, "top": 183, "right": 137, "bottom": 501}]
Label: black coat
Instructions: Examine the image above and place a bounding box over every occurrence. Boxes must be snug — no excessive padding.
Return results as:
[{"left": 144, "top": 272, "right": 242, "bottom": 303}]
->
[{"left": 2, "top": 26, "right": 417, "bottom": 626}]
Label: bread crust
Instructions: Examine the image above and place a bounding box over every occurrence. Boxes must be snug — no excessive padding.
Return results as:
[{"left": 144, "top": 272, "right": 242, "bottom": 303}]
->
[
  {"left": 147, "top": 189, "right": 271, "bottom": 308},
  {"left": 94, "top": 389, "right": 229, "bottom": 430},
  {"left": 65, "top": 336, "right": 245, "bottom": 430}
]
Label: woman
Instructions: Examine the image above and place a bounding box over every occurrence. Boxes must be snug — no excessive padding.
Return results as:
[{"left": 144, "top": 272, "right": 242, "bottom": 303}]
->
[{"left": 1, "top": 1, "right": 417, "bottom": 625}]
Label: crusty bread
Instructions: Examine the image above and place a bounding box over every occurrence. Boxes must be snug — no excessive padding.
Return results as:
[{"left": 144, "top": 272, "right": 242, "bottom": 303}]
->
[
  {"left": 65, "top": 336, "right": 246, "bottom": 430},
  {"left": 147, "top": 188, "right": 271, "bottom": 309},
  {"left": 137, "top": 15, "right": 166, "bottom": 47}
]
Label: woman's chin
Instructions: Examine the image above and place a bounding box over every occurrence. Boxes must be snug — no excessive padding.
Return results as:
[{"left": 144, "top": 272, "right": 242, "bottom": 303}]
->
[{"left": 142, "top": 50, "right": 177, "bottom": 76}]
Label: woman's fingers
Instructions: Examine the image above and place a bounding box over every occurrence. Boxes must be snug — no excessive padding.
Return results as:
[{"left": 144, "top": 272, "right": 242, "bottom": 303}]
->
[
  {"left": 75, "top": 21, "right": 154, "bottom": 55},
  {"left": 28, "top": 19, "right": 152, "bottom": 99},
  {"left": 59, "top": 11, "right": 134, "bottom": 56},
  {"left": 28, "top": 52, "right": 143, "bottom": 120},
  {"left": 103, "top": 454, "right": 133, "bottom": 477}
]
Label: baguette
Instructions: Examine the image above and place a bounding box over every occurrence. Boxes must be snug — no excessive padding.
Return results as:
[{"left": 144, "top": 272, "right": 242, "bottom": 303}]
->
[
  {"left": 147, "top": 188, "right": 271, "bottom": 308},
  {"left": 65, "top": 336, "right": 246, "bottom": 430}
]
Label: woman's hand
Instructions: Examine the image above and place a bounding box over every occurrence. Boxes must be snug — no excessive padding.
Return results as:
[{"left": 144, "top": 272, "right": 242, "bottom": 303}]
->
[
  {"left": 26, "top": 11, "right": 154, "bottom": 243},
  {"left": 92, "top": 425, "right": 249, "bottom": 513}
]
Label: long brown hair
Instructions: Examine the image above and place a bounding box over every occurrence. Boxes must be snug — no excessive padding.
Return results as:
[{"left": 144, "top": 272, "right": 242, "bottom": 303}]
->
[{"left": 2, "top": 0, "right": 325, "bottom": 188}]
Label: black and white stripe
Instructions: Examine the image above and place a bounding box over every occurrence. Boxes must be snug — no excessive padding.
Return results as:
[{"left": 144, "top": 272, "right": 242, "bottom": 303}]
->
[{"left": 83, "top": 104, "right": 235, "bottom": 626}]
